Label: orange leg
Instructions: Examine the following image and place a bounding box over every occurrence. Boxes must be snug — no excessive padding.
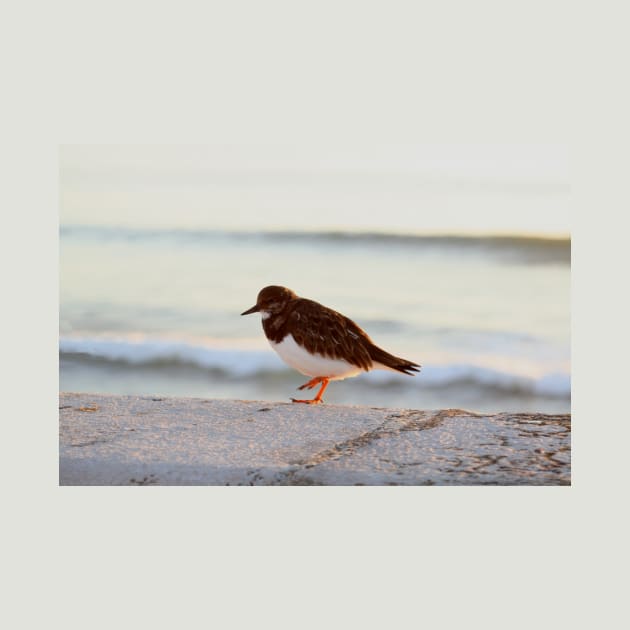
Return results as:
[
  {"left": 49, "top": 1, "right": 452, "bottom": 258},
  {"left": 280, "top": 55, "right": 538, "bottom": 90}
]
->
[
  {"left": 297, "top": 377, "right": 324, "bottom": 391},
  {"left": 291, "top": 378, "right": 330, "bottom": 404}
]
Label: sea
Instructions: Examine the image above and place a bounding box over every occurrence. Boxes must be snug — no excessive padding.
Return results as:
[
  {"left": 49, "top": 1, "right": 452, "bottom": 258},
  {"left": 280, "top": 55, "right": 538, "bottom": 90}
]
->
[{"left": 59, "top": 225, "right": 570, "bottom": 413}]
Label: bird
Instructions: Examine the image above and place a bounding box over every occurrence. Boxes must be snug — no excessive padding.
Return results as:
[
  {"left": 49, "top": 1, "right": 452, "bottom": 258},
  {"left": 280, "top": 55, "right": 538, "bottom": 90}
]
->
[{"left": 241, "top": 285, "right": 420, "bottom": 404}]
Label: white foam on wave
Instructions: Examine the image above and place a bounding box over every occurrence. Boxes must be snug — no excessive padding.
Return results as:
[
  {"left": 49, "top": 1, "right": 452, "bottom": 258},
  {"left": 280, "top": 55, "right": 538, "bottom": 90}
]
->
[
  {"left": 59, "top": 335, "right": 284, "bottom": 377},
  {"left": 60, "top": 334, "right": 571, "bottom": 398},
  {"left": 365, "top": 364, "right": 570, "bottom": 397}
]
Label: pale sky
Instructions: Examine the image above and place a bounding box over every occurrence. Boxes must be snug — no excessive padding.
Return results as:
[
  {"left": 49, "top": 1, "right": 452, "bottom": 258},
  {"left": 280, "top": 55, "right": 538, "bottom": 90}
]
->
[{"left": 60, "top": 144, "right": 569, "bottom": 236}]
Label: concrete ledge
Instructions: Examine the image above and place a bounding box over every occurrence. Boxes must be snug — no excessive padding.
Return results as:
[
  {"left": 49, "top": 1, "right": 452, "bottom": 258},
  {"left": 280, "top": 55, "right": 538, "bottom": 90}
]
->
[{"left": 59, "top": 393, "right": 571, "bottom": 486}]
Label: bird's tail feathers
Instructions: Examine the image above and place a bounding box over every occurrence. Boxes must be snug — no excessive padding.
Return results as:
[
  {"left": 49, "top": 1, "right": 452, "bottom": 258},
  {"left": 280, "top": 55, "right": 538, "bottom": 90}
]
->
[{"left": 368, "top": 344, "right": 421, "bottom": 375}]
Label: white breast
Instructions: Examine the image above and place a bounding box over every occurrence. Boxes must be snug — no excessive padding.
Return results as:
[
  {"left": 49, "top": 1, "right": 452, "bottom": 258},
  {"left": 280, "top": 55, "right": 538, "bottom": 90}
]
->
[{"left": 270, "top": 334, "right": 365, "bottom": 380}]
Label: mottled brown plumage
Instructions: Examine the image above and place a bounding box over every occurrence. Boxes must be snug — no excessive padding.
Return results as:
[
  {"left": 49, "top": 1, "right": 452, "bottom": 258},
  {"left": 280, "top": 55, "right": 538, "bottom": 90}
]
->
[{"left": 265, "top": 296, "right": 375, "bottom": 370}]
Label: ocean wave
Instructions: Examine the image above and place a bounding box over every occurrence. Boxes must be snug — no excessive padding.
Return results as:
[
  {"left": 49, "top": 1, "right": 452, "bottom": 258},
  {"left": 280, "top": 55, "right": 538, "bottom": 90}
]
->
[
  {"left": 60, "top": 225, "right": 570, "bottom": 263},
  {"left": 60, "top": 336, "right": 570, "bottom": 399},
  {"left": 59, "top": 336, "right": 282, "bottom": 376}
]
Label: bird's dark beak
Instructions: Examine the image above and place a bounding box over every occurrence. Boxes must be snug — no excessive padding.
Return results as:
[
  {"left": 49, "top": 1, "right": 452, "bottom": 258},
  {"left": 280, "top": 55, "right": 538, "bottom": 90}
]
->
[{"left": 241, "top": 304, "right": 260, "bottom": 316}]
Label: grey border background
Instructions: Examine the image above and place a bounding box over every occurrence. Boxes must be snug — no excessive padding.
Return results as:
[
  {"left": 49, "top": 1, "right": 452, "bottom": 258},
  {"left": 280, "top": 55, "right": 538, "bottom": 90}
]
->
[{"left": 4, "top": 1, "right": 627, "bottom": 629}]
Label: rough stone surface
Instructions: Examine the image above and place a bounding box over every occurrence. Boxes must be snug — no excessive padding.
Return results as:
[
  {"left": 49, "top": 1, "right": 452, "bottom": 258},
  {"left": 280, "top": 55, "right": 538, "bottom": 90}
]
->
[{"left": 59, "top": 393, "right": 571, "bottom": 486}]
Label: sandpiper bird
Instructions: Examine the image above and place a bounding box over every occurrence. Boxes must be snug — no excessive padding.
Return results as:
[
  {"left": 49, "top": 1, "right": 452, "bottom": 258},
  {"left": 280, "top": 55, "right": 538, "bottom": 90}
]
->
[{"left": 241, "top": 285, "right": 421, "bottom": 404}]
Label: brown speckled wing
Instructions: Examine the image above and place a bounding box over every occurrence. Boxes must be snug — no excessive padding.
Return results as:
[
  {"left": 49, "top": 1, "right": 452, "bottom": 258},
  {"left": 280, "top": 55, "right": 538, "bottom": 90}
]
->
[{"left": 286, "top": 299, "right": 374, "bottom": 371}]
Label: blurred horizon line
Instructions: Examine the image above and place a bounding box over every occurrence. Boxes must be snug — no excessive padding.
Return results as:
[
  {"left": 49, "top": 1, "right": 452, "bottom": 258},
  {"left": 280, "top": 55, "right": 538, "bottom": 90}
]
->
[{"left": 60, "top": 222, "right": 570, "bottom": 240}]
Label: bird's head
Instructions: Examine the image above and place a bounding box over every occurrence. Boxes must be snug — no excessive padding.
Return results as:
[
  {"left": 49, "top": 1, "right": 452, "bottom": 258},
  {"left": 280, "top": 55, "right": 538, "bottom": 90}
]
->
[{"left": 241, "top": 285, "right": 298, "bottom": 317}]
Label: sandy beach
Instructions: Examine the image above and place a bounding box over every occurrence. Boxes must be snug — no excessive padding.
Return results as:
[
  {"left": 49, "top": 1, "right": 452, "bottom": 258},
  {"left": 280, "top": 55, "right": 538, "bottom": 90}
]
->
[{"left": 59, "top": 393, "right": 570, "bottom": 485}]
